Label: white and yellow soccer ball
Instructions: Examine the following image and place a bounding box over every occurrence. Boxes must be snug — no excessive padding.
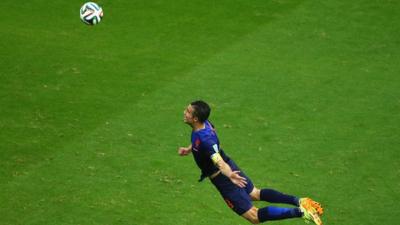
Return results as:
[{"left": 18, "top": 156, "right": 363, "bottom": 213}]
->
[{"left": 80, "top": 2, "right": 103, "bottom": 25}]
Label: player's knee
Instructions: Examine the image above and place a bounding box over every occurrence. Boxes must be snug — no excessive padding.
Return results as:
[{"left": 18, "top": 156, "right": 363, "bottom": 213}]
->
[
  {"left": 250, "top": 187, "right": 261, "bottom": 201},
  {"left": 242, "top": 207, "right": 260, "bottom": 224},
  {"left": 246, "top": 214, "right": 260, "bottom": 224}
]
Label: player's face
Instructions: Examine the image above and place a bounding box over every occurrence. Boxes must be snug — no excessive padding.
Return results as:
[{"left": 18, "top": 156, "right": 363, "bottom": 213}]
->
[{"left": 183, "top": 105, "right": 196, "bottom": 125}]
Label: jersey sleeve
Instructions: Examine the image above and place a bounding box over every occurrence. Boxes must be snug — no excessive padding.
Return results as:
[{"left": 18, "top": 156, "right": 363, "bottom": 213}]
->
[{"left": 201, "top": 136, "right": 220, "bottom": 157}]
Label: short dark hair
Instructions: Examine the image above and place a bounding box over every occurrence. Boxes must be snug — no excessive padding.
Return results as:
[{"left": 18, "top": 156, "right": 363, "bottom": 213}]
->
[{"left": 190, "top": 100, "right": 211, "bottom": 123}]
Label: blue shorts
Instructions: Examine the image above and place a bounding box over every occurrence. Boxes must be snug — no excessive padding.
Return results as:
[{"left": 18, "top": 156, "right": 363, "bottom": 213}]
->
[{"left": 210, "top": 160, "right": 254, "bottom": 215}]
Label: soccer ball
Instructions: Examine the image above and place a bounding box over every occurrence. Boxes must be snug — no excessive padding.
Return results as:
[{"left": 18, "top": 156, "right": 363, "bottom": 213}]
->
[{"left": 80, "top": 2, "right": 103, "bottom": 25}]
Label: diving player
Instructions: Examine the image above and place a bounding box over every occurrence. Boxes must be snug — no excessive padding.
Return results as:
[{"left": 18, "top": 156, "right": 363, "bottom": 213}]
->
[{"left": 178, "top": 100, "right": 323, "bottom": 224}]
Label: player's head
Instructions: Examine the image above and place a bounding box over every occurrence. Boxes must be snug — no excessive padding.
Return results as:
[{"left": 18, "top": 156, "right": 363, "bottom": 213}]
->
[
  {"left": 183, "top": 100, "right": 211, "bottom": 125},
  {"left": 191, "top": 100, "right": 211, "bottom": 123}
]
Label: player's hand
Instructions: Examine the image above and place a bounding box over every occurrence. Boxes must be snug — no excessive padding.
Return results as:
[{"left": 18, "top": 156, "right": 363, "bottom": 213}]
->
[
  {"left": 229, "top": 171, "right": 247, "bottom": 188},
  {"left": 178, "top": 147, "right": 191, "bottom": 156}
]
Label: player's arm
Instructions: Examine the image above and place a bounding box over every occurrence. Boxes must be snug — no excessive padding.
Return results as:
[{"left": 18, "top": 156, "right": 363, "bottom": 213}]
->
[
  {"left": 178, "top": 144, "right": 192, "bottom": 156},
  {"left": 211, "top": 153, "right": 247, "bottom": 188}
]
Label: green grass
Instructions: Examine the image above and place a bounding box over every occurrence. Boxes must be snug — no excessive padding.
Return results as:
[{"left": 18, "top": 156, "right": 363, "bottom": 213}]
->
[{"left": 1, "top": 0, "right": 399, "bottom": 224}]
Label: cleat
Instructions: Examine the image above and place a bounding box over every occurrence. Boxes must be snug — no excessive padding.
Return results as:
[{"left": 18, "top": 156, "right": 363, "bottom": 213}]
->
[
  {"left": 300, "top": 198, "right": 324, "bottom": 216},
  {"left": 300, "top": 200, "right": 323, "bottom": 225}
]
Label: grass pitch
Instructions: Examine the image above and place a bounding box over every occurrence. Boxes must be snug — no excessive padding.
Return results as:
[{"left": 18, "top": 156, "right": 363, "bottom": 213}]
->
[{"left": 0, "top": 0, "right": 399, "bottom": 224}]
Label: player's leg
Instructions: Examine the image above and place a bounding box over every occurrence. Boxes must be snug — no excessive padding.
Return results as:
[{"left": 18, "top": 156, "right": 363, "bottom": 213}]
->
[
  {"left": 211, "top": 173, "right": 319, "bottom": 224},
  {"left": 242, "top": 205, "right": 304, "bottom": 224},
  {"left": 249, "top": 187, "right": 324, "bottom": 216},
  {"left": 249, "top": 187, "right": 299, "bottom": 206}
]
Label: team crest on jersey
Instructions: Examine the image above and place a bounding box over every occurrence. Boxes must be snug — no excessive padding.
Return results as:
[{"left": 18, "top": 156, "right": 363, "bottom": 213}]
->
[{"left": 195, "top": 138, "right": 201, "bottom": 148}]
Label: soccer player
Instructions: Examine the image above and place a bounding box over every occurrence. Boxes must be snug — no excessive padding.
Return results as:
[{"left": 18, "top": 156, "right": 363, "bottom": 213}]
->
[{"left": 178, "top": 100, "right": 323, "bottom": 224}]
